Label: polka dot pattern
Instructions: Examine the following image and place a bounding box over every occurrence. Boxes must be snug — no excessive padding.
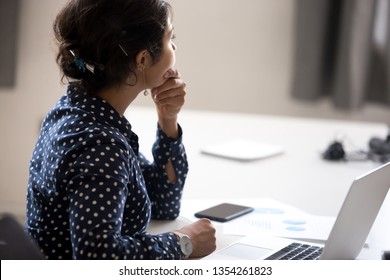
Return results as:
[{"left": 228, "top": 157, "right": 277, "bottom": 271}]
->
[{"left": 25, "top": 85, "right": 189, "bottom": 259}]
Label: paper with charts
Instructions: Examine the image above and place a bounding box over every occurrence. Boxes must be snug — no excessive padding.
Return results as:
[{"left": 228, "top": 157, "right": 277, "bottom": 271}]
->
[{"left": 221, "top": 198, "right": 336, "bottom": 242}]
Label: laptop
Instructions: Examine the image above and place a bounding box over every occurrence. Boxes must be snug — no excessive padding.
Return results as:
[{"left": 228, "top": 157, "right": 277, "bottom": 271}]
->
[
  {"left": 203, "top": 162, "right": 390, "bottom": 260},
  {"left": 0, "top": 213, "right": 45, "bottom": 260}
]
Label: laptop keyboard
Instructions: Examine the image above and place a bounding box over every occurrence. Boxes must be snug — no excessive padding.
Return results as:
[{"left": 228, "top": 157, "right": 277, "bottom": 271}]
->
[{"left": 265, "top": 242, "right": 323, "bottom": 260}]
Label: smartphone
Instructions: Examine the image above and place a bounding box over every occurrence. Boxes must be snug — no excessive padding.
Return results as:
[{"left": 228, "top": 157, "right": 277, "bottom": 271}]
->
[{"left": 194, "top": 203, "right": 254, "bottom": 222}]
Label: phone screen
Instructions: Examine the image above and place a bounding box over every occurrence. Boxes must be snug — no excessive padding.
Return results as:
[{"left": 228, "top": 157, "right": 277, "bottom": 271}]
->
[{"left": 194, "top": 203, "right": 254, "bottom": 222}]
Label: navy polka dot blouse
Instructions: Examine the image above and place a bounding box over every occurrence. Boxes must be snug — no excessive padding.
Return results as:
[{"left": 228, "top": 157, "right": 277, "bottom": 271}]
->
[{"left": 25, "top": 85, "right": 189, "bottom": 259}]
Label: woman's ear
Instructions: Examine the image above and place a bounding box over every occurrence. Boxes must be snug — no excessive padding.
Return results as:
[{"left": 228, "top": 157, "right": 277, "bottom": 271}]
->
[{"left": 135, "top": 50, "right": 148, "bottom": 71}]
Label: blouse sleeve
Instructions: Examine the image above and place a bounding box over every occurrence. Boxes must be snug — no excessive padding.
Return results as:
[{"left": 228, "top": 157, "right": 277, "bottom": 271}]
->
[
  {"left": 139, "top": 123, "right": 189, "bottom": 220},
  {"left": 65, "top": 141, "right": 182, "bottom": 260}
]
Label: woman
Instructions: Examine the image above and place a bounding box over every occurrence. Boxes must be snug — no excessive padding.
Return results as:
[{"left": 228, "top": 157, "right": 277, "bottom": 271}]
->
[{"left": 25, "top": 0, "right": 216, "bottom": 260}]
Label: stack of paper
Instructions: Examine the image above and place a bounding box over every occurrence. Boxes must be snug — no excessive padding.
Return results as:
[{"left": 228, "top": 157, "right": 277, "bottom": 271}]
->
[{"left": 200, "top": 139, "right": 285, "bottom": 161}]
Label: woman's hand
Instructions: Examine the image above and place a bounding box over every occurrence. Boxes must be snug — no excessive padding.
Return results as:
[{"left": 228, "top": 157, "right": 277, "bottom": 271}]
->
[
  {"left": 151, "top": 68, "right": 186, "bottom": 138},
  {"left": 175, "top": 218, "right": 217, "bottom": 259}
]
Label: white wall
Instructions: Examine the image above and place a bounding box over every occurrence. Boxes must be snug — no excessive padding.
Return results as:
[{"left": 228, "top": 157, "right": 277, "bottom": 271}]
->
[
  {"left": 145, "top": 0, "right": 390, "bottom": 122},
  {"left": 0, "top": 0, "right": 67, "bottom": 218},
  {"left": 1, "top": 0, "right": 389, "bottom": 220}
]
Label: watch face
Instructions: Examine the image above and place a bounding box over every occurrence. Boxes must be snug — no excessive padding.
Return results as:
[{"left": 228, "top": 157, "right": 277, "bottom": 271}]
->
[{"left": 180, "top": 235, "right": 193, "bottom": 256}]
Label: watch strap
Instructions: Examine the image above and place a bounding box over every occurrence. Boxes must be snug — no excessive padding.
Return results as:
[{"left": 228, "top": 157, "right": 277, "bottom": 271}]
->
[{"left": 171, "top": 231, "right": 191, "bottom": 259}]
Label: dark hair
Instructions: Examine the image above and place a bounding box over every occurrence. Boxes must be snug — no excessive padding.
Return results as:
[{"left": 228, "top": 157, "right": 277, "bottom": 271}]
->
[{"left": 53, "top": 0, "right": 172, "bottom": 94}]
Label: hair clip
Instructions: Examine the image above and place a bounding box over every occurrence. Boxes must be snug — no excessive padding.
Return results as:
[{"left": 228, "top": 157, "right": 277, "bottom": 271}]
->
[
  {"left": 118, "top": 44, "right": 129, "bottom": 57},
  {"left": 69, "top": 49, "right": 96, "bottom": 74}
]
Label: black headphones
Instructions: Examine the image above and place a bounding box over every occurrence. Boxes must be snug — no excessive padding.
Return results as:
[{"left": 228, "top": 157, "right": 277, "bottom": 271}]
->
[
  {"left": 368, "top": 136, "right": 390, "bottom": 162},
  {"left": 323, "top": 132, "right": 390, "bottom": 163},
  {"left": 323, "top": 141, "right": 346, "bottom": 160}
]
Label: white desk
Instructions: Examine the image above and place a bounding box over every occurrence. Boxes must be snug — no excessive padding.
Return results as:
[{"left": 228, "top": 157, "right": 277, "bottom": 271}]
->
[{"left": 124, "top": 106, "right": 390, "bottom": 259}]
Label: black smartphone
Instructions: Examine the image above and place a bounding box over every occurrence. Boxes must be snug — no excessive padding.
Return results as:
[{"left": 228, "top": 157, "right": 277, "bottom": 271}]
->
[{"left": 194, "top": 203, "right": 254, "bottom": 222}]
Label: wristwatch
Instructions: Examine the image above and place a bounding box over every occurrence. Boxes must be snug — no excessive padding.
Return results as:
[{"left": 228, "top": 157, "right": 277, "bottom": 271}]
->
[{"left": 172, "top": 231, "right": 193, "bottom": 259}]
